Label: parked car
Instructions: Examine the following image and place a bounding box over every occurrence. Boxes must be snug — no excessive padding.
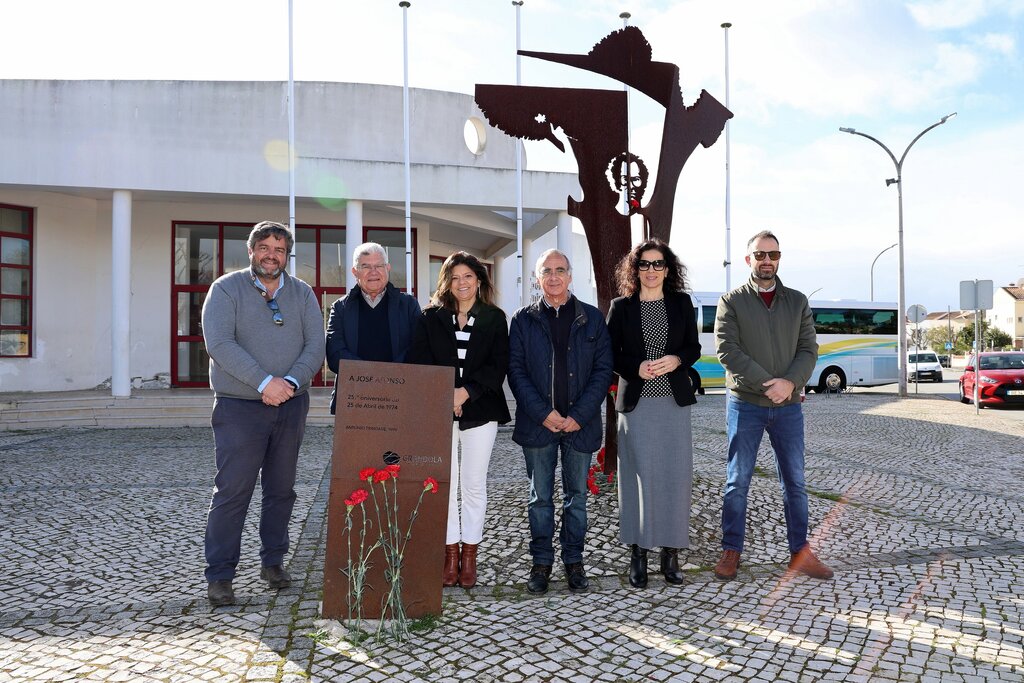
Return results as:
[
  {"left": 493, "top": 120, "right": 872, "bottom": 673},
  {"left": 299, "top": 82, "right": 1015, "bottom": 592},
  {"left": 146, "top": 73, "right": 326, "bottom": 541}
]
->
[
  {"left": 959, "top": 351, "right": 1024, "bottom": 407},
  {"left": 907, "top": 352, "right": 943, "bottom": 383},
  {"left": 937, "top": 354, "right": 951, "bottom": 368}
]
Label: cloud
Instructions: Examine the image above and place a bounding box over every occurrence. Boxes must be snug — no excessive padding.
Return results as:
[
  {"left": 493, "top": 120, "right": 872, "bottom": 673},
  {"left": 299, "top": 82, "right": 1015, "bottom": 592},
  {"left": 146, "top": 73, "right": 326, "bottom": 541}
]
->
[
  {"left": 975, "top": 31, "right": 1016, "bottom": 55},
  {"left": 907, "top": 0, "right": 993, "bottom": 29}
]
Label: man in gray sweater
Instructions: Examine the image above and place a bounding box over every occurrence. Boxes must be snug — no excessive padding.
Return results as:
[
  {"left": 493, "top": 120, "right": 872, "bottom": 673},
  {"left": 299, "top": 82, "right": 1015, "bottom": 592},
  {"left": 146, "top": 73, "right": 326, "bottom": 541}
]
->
[
  {"left": 713, "top": 230, "right": 833, "bottom": 582},
  {"left": 201, "top": 221, "right": 326, "bottom": 607}
]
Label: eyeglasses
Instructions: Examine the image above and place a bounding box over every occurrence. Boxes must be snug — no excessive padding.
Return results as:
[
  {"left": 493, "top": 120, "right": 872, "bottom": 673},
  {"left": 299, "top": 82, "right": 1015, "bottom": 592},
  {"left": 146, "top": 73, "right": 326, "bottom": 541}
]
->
[
  {"left": 357, "top": 263, "right": 387, "bottom": 272},
  {"left": 266, "top": 298, "right": 283, "bottom": 326},
  {"left": 539, "top": 267, "right": 570, "bottom": 278},
  {"left": 637, "top": 259, "right": 666, "bottom": 271},
  {"left": 751, "top": 250, "right": 781, "bottom": 262}
]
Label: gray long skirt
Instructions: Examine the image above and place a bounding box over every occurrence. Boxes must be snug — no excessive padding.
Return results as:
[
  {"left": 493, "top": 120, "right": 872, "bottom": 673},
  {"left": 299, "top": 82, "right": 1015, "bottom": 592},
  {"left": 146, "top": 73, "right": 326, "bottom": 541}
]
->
[{"left": 617, "top": 396, "right": 693, "bottom": 549}]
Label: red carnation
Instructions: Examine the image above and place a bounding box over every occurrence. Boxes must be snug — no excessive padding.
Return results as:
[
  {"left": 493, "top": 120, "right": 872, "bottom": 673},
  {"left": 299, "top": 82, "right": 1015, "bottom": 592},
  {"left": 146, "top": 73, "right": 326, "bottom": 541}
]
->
[
  {"left": 359, "top": 467, "right": 376, "bottom": 481},
  {"left": 423, "top": 476, "right": 439, "bottom": 494},
  {"left": 385, "top": 464, "right": 401, "bottom": 477},
  {"left": 344, "top": 488, "right": 368, "bottom": 507},
  {"left": 373, "top": 470, "right": 391, "bottom": 483}
]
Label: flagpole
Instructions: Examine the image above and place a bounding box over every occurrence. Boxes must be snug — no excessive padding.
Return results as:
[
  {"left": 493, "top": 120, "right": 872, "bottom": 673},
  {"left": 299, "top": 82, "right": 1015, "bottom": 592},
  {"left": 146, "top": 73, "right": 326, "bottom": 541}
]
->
[
  {"left": 722, "top": 21, "right": 732, "bottom": 291},
  {"left": 400, "top": 2, "right": 413, "bottom": 295},
  {"left": 513, "top": 1, "right": 524, "bottom": 307},
  {"left": 288, "top": 0, "right": 296, "bottom": 274}
]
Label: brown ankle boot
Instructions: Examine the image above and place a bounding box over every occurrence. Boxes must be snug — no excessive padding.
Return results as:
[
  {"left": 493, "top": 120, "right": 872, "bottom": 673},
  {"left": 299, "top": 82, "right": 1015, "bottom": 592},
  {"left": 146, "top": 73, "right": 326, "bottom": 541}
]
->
[
  {"left": 714, "top": 549, "right": 741, "bottom": 581},
  {"left": 788, "top": 546, "right": 834, "bottom": 579},
  {"left": 443, "top": 544, "right": 460, "bottom": 587},
  {"left": 459, "top": 543, "right": 478, "bottom": 588}
]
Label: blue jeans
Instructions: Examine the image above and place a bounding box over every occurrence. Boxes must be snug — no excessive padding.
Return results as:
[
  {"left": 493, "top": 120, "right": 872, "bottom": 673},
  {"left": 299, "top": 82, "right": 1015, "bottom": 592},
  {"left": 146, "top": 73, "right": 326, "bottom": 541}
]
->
[
  {"left": 522, "top": 437, "right": 592, "bottom": 566},
  {"left": 204, "top": 393, "right": 309, "bottom": 582},
  {"left": 721, "top": 395, "right": 808, "bottom": 554}
]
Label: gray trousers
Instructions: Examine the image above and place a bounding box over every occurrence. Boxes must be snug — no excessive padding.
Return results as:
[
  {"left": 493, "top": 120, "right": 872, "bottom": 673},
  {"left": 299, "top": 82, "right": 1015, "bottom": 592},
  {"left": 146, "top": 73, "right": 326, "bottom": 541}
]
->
[{"left": 204, "top": 393, "right": 309, "bottom": 582}]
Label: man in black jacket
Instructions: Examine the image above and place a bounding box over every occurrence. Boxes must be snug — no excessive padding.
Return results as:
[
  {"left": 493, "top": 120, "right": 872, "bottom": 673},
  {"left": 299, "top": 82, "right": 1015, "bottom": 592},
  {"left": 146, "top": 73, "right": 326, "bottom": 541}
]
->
[{"left": 325, "top": 242, "right": 421, "bottom": 413}]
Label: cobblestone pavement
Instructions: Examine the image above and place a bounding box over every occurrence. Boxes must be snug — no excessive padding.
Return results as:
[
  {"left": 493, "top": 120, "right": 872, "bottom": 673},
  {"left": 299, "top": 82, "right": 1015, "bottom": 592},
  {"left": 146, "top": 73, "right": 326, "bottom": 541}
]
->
[{"left": 1, "top": 394, "right": 1023, "bottom": 682}]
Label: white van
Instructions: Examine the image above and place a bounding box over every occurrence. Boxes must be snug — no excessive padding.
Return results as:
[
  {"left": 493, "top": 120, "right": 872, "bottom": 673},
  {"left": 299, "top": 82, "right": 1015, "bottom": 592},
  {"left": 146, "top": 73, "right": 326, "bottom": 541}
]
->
[{"left": 908, "top": 352, "right": 943, "bottom": 383}]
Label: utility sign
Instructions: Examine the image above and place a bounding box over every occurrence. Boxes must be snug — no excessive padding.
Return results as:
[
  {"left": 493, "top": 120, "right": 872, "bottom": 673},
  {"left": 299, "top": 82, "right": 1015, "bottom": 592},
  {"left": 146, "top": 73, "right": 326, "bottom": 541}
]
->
[
  {"left": 960, "top": 280, "right": 994, "bottom": 311},
  {"left": 907, "top": 304, "right": 927, "bottom": 324}
]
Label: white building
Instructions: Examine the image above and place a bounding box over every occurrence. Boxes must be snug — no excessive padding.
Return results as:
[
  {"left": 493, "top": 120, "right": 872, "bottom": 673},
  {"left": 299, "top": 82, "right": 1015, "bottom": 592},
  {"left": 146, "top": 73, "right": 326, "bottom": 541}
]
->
[
  {"left": 991, "top": 283, "right": 1024, "bottom": 350},
  {"left": 0, "top": 80, "right": 586, "bottom": 394}
]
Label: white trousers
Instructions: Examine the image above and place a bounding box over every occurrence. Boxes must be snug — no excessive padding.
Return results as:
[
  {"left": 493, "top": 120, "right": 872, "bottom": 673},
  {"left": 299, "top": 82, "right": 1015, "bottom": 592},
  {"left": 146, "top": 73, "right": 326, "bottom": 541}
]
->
[{"left": 447, "top": 421, "right": 498, "bottom": 545}]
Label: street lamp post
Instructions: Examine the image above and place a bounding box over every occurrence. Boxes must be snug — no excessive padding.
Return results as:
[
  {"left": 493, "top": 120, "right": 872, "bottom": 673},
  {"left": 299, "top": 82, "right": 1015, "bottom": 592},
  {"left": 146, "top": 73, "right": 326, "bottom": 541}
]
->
[
  {"left": 870, "top": 242, "right": 897, "bottom": 302},
  {"left": 840, "top": 113, "right": 957, "bottom": 398}
]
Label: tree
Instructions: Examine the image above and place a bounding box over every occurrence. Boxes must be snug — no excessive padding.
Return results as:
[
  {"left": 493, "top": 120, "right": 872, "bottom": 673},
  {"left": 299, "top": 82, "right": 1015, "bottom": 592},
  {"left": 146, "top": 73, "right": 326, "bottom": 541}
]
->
[
  {"left": 957, "top": 321, "right": 1014, "bottom": 352},
  {"left": 923, "top": 326, "right": 954, "bottom": 353}
]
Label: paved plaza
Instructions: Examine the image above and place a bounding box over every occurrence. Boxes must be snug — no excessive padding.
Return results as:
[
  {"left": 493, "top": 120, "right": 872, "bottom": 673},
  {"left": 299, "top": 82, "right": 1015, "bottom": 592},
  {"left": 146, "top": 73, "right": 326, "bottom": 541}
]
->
[{"left": 1, "top": 392, "right": 1023, "bottom": 682}]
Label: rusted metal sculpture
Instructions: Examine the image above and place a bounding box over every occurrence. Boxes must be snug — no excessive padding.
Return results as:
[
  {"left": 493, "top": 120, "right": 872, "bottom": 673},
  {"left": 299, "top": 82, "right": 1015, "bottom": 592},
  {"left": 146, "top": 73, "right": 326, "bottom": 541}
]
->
[
  {"left": 476, "top": 25, "right": 733, "bottom": 311},
  {"left": 476, "top": 26, "right": 732, "bottom": 470}
]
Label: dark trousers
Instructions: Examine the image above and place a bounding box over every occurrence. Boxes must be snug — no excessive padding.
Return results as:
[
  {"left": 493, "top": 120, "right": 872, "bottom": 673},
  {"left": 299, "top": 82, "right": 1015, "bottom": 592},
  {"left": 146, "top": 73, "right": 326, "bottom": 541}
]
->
[{"left": 204, "top": 393, "right": 309, "bottom": 582}]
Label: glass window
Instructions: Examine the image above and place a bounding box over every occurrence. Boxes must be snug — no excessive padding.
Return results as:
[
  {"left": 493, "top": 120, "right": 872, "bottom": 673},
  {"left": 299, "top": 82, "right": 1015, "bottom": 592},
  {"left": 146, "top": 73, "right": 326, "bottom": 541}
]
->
[
  {"left": 223, "top": 225, "right": 251, "bottom": 275},
  {"left": 0, "top": 207, "right": 30, "bottom": 234},
  {"left": 294, "top": 228, "right": 316, "bottom": 286},
  {"left": 702, "top": 305, "right": 718, "bottom": 334},
  {"left": 0, "top": 203, "right": 32, "bottom": 358},
  {"left": 366, "top": 228, "right": 416, "bottom": 293},
  {"left": 1, "top": 237, "right": 30, "bottom": 265},
  {"left": 1, "top": 268, "right": 29, "bottom": 296},
  {"left": 174, "top": 224, "right": 218, "bottom": 285},
  {"left": 320, "top": 229, "right": 346, "bottom": 288},
  {"left": 429, "top": 256, "right": 445, "bottom": 298}
]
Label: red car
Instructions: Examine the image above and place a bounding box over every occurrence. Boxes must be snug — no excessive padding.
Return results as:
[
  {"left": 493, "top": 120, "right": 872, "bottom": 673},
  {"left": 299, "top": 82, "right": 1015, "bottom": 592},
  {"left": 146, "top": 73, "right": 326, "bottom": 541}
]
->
[{"left": 959, "top": 352, "right": 1024, "bottom": 407}]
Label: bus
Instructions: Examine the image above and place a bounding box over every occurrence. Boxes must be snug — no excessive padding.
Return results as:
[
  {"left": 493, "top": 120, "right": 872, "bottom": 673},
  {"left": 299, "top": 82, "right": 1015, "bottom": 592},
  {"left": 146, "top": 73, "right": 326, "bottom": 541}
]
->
[{"left": 689, "top": 292, "right": 899, "bottom": 393}]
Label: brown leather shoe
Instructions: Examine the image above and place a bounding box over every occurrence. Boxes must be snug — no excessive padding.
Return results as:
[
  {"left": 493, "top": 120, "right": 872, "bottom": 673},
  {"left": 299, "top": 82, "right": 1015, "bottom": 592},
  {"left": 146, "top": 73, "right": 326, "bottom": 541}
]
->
[
  {"left": 443, "top": 544, "right": 460, "bottom": 587},
  {"left": 714, "top": 549, "right": 741, "bottom": 581},
  {"left": 459, "top": 543, "right": 478, "bottom": 588},
  {"left": 788, "top": 546, "right": 834, "bottom": 579}
]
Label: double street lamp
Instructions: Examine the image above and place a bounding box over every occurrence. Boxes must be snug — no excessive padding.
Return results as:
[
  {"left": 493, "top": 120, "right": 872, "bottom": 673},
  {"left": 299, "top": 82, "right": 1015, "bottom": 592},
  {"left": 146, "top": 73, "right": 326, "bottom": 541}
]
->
[{"left": 840, "top": 113, "right": 957, "bottom": 397}]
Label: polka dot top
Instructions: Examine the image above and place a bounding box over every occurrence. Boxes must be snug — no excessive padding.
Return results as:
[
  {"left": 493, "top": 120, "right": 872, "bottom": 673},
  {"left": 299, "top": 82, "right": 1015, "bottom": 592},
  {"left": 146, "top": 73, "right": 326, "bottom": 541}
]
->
[{"left": 640, "top": 298, "right": 672, "bottom": 397}]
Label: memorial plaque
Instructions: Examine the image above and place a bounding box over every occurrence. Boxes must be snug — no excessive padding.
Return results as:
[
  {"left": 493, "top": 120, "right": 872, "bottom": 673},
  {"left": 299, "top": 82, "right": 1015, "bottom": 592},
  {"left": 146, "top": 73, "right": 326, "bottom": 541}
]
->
[{"left": 322, "top": 360, "right": 454, "bottom": 621}]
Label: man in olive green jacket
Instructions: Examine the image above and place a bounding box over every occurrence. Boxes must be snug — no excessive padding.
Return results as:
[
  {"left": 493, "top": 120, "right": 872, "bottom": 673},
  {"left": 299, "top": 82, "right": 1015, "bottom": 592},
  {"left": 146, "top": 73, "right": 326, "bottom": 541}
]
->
[{"left": 712, "top": 230, "right": 833, "bottom": 582}]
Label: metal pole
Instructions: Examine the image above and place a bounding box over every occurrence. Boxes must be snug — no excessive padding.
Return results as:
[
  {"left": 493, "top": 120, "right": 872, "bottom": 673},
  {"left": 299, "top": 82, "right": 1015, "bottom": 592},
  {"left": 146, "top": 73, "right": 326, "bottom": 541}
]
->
[
  {"left": 722, "top": 22, "right": 732, "bottom": 292},
  {"left": 513, "top": 1, "right": 524, "bottom": 307},
  {"left": 974, "top": 281, "right": 980, "bottom": 414},
  {"left": 870, "top": 242, "right": 897, "bottom": 301},
  {"left": 287, "top": 0, "right": 296, "bottom": 275},
  {"left": 839, "top": 112, "right": 956, "bottom": 398},
  {"left": 400, "top": 2, "right": 413, "bottom": 295},
  {"left": 947, "top": 305, "right": 952, "bottom": 355}
]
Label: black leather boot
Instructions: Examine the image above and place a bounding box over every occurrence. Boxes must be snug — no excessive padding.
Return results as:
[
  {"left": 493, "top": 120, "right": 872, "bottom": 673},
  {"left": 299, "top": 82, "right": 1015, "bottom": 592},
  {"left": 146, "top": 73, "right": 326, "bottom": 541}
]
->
[
  {"left": 660, "top": 547, "right": 684, "bottom": 585},
  {"left": 629, "top": 544, "right": 648, "bottom": 588}
]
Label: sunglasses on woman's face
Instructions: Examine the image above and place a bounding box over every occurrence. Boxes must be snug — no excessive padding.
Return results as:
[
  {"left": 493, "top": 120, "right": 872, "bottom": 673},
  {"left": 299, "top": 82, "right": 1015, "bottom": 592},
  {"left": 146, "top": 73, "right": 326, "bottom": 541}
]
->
[{"left": 637, "top": 259, "right": 666, "bottom": 271}]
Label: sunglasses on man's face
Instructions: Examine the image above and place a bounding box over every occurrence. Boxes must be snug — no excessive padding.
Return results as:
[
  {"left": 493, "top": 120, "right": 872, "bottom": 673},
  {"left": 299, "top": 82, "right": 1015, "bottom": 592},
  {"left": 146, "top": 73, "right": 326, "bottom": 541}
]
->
[
  {"left": 637, "top": 259, "right": 666, "bottom": 271},
  {"left": 266, "top": 298, "right": 283, "bottom": 326},
  {"left": 751, "top": 250, "right": 781, "bottom": 262}
]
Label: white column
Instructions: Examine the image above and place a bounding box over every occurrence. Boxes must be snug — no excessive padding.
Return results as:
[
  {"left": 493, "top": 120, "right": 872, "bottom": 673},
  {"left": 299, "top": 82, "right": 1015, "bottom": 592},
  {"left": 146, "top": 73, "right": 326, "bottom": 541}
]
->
[
  {"left": 345, "top": 200, "right": 363, "bottom": 290},
  {"left": 111, "top": 190, "right": 132, "bottom": 398},
  {"left": 556, "top": 211, "right": 573, "bottom": 266}
]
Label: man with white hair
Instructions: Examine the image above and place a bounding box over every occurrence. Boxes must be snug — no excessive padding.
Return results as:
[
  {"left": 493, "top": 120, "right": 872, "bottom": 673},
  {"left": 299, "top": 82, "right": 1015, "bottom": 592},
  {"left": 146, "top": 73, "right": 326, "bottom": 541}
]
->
[
  {"left": 507, "top": 249, "right": 613, "bottom": 594},
  {"left": 325, "top": 242, "right": 422, "bottom": 413}
]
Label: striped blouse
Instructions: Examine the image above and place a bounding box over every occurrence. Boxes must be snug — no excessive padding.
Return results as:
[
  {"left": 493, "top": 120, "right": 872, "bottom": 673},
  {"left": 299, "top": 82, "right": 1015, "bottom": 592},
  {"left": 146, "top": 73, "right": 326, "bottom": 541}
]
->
[{"left": 454, "top": 313, "right": 474, "bottom": 379}]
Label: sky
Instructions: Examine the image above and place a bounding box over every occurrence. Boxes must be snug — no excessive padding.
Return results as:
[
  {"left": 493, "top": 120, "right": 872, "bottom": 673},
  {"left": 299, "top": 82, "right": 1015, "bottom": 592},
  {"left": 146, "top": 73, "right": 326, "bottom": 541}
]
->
[{"left": 2, "top": 0, "right": 1022, "bottom": 313}]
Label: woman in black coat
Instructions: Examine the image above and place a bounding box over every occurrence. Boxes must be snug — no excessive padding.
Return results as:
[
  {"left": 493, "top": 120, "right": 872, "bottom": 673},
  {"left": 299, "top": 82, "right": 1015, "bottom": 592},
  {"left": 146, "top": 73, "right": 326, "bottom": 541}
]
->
[
  {"left": 606, "top": 239, "right": 701, "bottom": 588},
  {"left": 408, "top": 251, "right": 510, "bottom": 589}
]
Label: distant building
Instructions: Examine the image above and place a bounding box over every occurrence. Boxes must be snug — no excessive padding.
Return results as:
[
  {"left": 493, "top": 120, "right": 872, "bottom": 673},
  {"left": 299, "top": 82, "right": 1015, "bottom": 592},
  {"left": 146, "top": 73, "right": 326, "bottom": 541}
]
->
[
  {"left": 0, "top": 80, "right": 585, "bottom": 394},
  {"left": 991, "top": 283, "right": 1024, "bottom": 350}
]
